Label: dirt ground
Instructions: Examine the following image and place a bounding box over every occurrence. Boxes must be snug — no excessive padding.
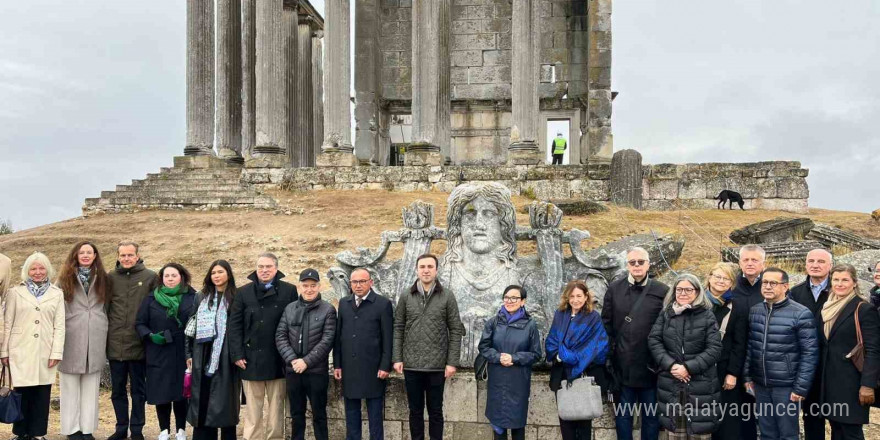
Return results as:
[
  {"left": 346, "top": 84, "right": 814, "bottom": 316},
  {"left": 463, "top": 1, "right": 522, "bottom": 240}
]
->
[{"left": 0, "top": 190, "right": 878, "bottom": 439}]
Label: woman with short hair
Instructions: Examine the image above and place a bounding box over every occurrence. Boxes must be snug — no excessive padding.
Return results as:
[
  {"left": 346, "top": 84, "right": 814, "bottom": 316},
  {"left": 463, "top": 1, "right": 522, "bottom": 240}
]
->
[
  {"left": 136, "top": 263, "right": 197, "bottom": 440},
  {"left": 818, "top": 264, "right": 880, "bottom": 439},
  {"left": 478, "top": 285, "right": 542, "bottom": 440},
  {"left": 1, "top": 252, "right": 65, "bottom": 440},
  {"left": 545, "top": 280, "right": 609, "bottom": 440},
  {"left": 57, "top": 241, "right": 110, "bottom": 440},
  {"left": 649, "top": 273, "right": 722, "bottom": 440},
  {"left": 186, "top": 260, "right": 241, "bottom": 440}
]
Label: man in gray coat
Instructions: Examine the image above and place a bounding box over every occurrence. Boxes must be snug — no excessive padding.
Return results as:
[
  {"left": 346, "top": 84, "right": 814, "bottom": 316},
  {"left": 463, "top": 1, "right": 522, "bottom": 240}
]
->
[
  {"left": 393, "top": 254, "right": 465, "bottom": 440},
  {"left": 105, "top": 241, "right": 155, "bottom": 440},
  {"left": 275, "top": 269, "right": 336, "bottom": 440}
]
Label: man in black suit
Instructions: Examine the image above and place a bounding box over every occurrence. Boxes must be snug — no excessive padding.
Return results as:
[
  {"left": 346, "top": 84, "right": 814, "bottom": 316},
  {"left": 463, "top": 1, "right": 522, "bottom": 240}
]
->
[
  {"left": 333, "top": 268, "right": 394, "bottom": 440},
  {"left": 789, "top": 248, "right": 833, "bottom": 440},
  {"left": 733, "top": 244, "right": 766, "bottom": 440}
]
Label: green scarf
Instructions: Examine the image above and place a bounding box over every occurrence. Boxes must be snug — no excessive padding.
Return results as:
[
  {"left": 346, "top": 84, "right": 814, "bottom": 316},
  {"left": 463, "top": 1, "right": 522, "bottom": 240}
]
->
[{"left": 155, "top": 284, "right": 184, "bottom": 326}]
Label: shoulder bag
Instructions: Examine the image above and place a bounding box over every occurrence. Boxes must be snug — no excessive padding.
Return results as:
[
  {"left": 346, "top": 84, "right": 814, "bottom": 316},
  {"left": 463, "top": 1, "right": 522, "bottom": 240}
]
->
[
  {"left": 0, "top": 365, "right": 23, "bottom": 424},
  {"left": 557, "top": 375, "right": 604, "bottom": 421},
  {"left": 474, "top": 318, "right": 498, "bottom": 381},
  {"left": 846, "top": 302, "right": 865, "bottom": 372}
]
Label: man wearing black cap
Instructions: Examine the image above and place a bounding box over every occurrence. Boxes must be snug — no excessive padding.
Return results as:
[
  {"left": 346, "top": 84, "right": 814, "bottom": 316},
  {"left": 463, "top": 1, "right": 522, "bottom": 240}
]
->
[{"left": 275, "top": 268, "right": 336, "bottom": 440}]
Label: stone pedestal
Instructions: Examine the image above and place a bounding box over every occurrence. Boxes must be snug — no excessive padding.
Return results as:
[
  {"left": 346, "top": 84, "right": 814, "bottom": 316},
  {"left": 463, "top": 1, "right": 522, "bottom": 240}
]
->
[
  {"left": 507, "top": 143, "right": 543, "bottom": 165},
  {"left": 316, "top": 151, "right": 360, "bottom": 167},
  {"left": 174, "top": 155, "right": 236, "bottom": 169},
  {"left": 405, "top": 150, "right": 444, "bottom": 166},
  {"left": 245, "top": 153, "right": 290, "bottom": 168},
  {"left": 218, "top": 148, "right": 245, "bottom": 165}
]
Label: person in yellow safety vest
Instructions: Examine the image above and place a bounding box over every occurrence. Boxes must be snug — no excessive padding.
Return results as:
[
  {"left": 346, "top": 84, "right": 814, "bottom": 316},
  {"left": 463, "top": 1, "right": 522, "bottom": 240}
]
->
[{"left": 551, "top": 132, "right": 567, "bottom": 165}]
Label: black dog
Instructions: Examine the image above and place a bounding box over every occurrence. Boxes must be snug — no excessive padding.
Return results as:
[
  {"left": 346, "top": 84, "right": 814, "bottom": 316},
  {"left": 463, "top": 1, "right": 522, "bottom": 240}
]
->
[{"left": 714, "top": 190, "right": 745, "bottom": 210}]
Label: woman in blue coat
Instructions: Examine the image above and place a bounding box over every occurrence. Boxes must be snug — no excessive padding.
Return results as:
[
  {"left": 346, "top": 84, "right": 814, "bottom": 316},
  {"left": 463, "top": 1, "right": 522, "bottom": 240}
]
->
[
  {"left": 545, "top": 280, "right": 609, "bottom": 440},
  {"left": 135, "top": 263, "right": 196, "bottom": 440},
  {"left": 478, "top": 285, "right": 543, "bottom": 440}
]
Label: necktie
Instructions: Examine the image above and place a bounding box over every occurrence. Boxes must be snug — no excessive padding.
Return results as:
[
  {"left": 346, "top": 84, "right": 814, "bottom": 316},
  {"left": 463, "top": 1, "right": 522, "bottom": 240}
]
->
[{"left": 356, "top": 297, "right": 362, "bottom": 308}]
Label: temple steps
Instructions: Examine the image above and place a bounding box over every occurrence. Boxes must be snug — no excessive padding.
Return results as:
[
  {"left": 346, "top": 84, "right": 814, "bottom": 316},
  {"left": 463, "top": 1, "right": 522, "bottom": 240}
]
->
[{"left": 83, "top": 156, "right": 276, "bottom": 215}]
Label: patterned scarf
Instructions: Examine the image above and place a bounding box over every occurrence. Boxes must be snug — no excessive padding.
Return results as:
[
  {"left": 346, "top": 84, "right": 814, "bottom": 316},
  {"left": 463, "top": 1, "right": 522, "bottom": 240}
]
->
[
  {"left": 154, "top": 284, "right": 184, "bottom": 326},
  {"left": 195, "top": 293, "right": 228, "bottom": 376},
  {"left": 78, "top": 266, "right": 92, "bottom": 294},
  {"left": 25, "top": 278, "right": 51, "bottom": 298}
]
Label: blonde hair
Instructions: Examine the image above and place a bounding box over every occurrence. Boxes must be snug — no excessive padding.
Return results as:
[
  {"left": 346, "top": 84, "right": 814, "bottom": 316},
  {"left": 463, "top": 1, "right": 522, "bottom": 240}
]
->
[
  {"left": 21, "top": 252, "right": 55, "bottom": 283},
  {"left": 558, "top": 280, "right": 594, "bottom": 314},
  {"left": 704, "top": 262, "right": 739, "bottom": 294}
]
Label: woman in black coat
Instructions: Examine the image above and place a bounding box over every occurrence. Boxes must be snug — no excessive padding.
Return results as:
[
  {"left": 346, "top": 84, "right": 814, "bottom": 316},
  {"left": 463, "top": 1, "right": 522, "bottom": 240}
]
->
[
  {"left": 135, "top": 263, "right": 196, "bottom": 440},
  {"left": 649, "top": 273, "right": 722, "bottom": 439},
  {"left": 478, "top": 285, "right": 542, "bottom": 440},
  {"left": 703, "top": 263, "right": 748, "bottom": 440},
  {"left": 869, "top": 261, "right": 880, "bottom": 310},
  {"left": 818, "top": 264, "right": 880, "bottom": 440},
  {"left": 185, "top": 260, "right": 241, "bottom": 440}
]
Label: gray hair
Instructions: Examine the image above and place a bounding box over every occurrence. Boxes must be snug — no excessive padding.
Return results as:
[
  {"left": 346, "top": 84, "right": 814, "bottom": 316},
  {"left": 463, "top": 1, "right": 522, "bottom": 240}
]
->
[
  {"left": 257, "top": 252, "right": 279, "bottom": 267},
  {"left": 625, "top": 246, "right": 650, "bottom": 262},
  {"left": 663, "top": 273, "right": 709, "bottom": 308},
  {"left": 739, "top": 244, "right": 766, "bottom": 262},
  {"left": 806, "top": 248, "right": 833, "bottom": 263},
  {"left": 21, "top": 252, "right": 55, "bottom": 283},
  {"left": 117, "top": 240, "right": 140, "bottom": 253}
]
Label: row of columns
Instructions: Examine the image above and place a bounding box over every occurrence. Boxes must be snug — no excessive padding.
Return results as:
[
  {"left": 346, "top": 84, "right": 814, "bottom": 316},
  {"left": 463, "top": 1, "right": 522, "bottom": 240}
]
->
[{"left": 185, "top": 0, "right": 324, "bottom": 167}]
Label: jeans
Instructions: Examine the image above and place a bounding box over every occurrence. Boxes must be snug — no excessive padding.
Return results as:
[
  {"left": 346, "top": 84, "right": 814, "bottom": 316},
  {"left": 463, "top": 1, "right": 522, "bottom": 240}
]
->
[
  {"left": 109, "top": 359, "right": 147, "bottom": 435},
  {"left": 614, "top": 385, "right": 660, "bottom": 440},
  {"left": 286, "top": 372, "right": 329, "bottom": 440},
  {"left": 754, "top": 384, "right": 799, "bottom": 440},
  {"left": 344, "top": 397, "right": 384, "bottom": 440},
  {"left": 403, "top": 371, "right": 446, "bottom": 440}
]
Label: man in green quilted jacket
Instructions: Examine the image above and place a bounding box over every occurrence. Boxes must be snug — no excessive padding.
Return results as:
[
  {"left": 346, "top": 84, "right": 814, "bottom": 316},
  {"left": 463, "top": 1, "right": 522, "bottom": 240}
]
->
[{"left": 393, "top": 253, "right": 466, "bottom": 440}]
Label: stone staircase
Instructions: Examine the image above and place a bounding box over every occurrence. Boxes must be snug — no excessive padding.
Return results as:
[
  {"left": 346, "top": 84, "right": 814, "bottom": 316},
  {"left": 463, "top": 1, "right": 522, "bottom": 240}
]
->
[{"left": 83, "top": 156, "right": 276, "bottom": 215}]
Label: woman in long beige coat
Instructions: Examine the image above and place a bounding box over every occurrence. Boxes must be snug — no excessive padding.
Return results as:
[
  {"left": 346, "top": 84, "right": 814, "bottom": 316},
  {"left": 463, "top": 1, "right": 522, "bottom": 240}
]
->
[
  {"left": 57, "top": 241, "right": 110, "bottom": 440},
  {"left": 0, "top": 252, "right": 65, "bottom": 440}
]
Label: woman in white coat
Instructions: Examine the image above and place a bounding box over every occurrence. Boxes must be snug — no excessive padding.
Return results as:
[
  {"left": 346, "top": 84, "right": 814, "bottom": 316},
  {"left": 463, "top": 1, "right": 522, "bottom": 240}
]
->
[
  {"left": 57, "top": 241, "right": 110, "bottom": 440},
  {"left": 0, "top": 252, "right": 65, "bottom": 440}
]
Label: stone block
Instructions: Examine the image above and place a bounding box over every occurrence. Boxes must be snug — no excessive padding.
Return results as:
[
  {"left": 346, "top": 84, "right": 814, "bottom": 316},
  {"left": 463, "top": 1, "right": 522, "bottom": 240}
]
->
[
  {"left": 522, "top": 180, "right": 572, "bottom": 201},
  {"left": 540, "top": 64, "right": 553, "bottom": 83},
  {"left": 590, "top": 12, "right": 611, "bottom": 32},
  {"left": 646, "top": 179, "right": 679, "bottom": 200},
  {"left": 498, "top": 32, "right": 512, "bottom": 49},
  {"left": 452, "top": 34, "right": 497, "bottom": 51},
  {"left": 452, "top": 19, "right": 481, "bottom": 35},
  {"left": 381, "top": 21, "right": 400, "bottom": 36},
  {"left": 589, "top": 48, "right": 612, "bottom": 67},
  {"left": 494, "top": 2, "right": 512, "bottom": 18},
  {"left": 571, "top": 179, "right": 611, "bottom": 201},
  {"left": 382, "top": 66, "right": 412, "bottom": 83},
  {"left": 540, "top": 48, "right": 569, "bottom": 65},
  {"left": 678, "top": 179, "right": 706, "bottom": 199},
  {"left": 316, "top": 152, "right": 359, "bottom": 167},
  {"left": 405, "top": 150, "right": 444, "bottom": 166},
  {"left": 483, "top": 49, "right": 511, "bottom": 66},
  {"left": 468, "top": 65, "right": 511, "bottom": 83},
  {"left": 453, "top": 84, "right": 511, "bottom": 100},
  {"left": 174, "top": 155, "right": 229, "bottom": 169},
  {"left": 752, "top": 198, "right": 809, "bottom": 213},
  {"left": 444, "top": 375, "right": 479, "bottom": 422},
  {"left": 451, "top": 67, "right": 468, "bottom": 84},
  {"left": 482, "top": 18, "right": 511, "bottom": 33},
  {"left": 245, "top": 154, "right": 288, "bottom": 168},
  {"left": 536, "top": 426, "right": 563, "bottom": 440},
  {"left": 469, "top": 5, "right": 495, "bottom": 19},
  {"left": 775, "top": 177, "right": 810, "bottom": 199},
  {"left": 452, "top": 422, "right": 492, "bottom": 440},
  {"left": 589, "top": 67, "right": 611, "bottom": 89},
  {"left": 383, "top": 51, "right": 401, "bottom": 67},
  {"left": 755, "top": 178, "right": 777, "bottom": 198},
  {"left": 592, "top": 30, "right": 612, "bottom": 50},
  {"left": 397, "top": 7, "right": 411, "bottom": 21},
  {"left": 451, "top": 50, "right": 484, "bottom": 67}
]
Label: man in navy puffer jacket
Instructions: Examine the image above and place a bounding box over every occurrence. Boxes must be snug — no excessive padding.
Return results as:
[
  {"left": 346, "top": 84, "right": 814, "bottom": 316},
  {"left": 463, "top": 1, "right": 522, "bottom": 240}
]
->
[{"left": 743, "top": 267, "right": 818, "bottom": 440}]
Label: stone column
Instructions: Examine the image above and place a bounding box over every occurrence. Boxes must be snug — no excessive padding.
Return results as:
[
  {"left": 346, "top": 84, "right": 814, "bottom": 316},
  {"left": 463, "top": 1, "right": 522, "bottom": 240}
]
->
[
  {"left": 295, "top": 17, "right": 315, "bottom": 168},
  {"left": 241, "top": 0, "right": 256, "bottom": 159},
  {"left": 317, "top": 0, "right": 357, "bottom": 167},
  {"left": 354, "top": 0, "right": 381, "bottom": 165},
  {"left": 407, "top": 0, "right": 450, "bottom": 166},
  {"left": 588, "top": 0, "right": 614, "bottom": 161},
  {"left": 249, "top": 0, "right": 287, "bottom": 167},
  {"left": 283, "top": 7, "right": 298, "bottom": 167},
  {"left": 311, "top": 30, "right": 324, "bottom": 165},
  {"left": 508, "top": 0, "right": 542, "bottom": 165},
  {"left": 216, "top": 0, "right": 243, "bottom": 164},
  {"left": 184, "top": 0, "right": 214, "bottom": 156}
]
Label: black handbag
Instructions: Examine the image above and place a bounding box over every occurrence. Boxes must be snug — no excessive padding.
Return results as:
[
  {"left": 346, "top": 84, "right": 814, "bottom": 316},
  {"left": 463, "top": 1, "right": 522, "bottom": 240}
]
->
[
  {"left": 474, "top": 318, "right": 499, "bottom": 381},
  {"left": 0, "top": 365, "right": 23, "bottom": 424}
]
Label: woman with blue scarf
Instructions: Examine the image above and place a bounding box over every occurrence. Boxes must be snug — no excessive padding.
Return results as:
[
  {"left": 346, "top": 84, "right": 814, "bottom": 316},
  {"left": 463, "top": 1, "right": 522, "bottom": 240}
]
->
[
  {"left": 136, "top": 263, "right": 196, "bottom": 440},
  {"left": 478, "top": 285, "right": 542, "bottom": 440},
  {"left": 703, "top": 263, "right": 748, "bottom": 440},
  {"left": 186, "top": 260, "right": 240, "bottom": 440},
  {"left": 545, "top": 280, "right": 609, "bottom": 440}
]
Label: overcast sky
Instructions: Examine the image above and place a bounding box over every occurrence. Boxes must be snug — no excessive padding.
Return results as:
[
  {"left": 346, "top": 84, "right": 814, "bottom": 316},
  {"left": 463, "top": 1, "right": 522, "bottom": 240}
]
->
[{"left": 1, "top": 1, "right": 876, "bottom": 231}]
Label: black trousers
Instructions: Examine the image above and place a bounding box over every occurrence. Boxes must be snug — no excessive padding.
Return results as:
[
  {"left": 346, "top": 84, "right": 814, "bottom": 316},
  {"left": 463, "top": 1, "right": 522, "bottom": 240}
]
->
[
  {"left": 156, "top": 399, "right": 188, "bottom": 432},
  {"left": 286, "top": 372, "right": 329, "bottom": 440},
  {"left": 12, "top": 384, "right": 51, "bottom": 437},
  {"left": 494, "top": 427, "right": 525, "bottom": 440},
  {"left": 109, "top": 359, "right": 147, "bottom": 435},
  {"left": 803, "top": 385, "right": 826, "bottom": 440},
  {"left": 192, "top": 374, "right": 236, "bottom": 440},
  {"left": 740, "top": 390, "right": 757, "bottom": 440},
  {"left": 829, "top": 421, "right": 864, "bottom": 440},
  {"left": 560, "top": 419, "right": 591, "bottom": 440},
  {"left": 403, "top": 370, "right": 446, "bottom": 440},
  {"left": 712, "top": 372, "right": 742, "bottom": 440},
  {"left": 552, "top": 153, "right": 564, "bottom": 165}
]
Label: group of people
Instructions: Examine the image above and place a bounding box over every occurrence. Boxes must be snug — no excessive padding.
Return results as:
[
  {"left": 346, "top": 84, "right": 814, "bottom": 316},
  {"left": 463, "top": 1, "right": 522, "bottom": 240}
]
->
[{"left": 1, "top": 242, "right": 880, "bottom": 440}]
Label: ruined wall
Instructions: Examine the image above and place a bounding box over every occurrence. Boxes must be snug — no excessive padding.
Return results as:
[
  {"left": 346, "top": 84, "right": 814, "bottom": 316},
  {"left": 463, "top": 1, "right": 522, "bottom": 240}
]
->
[{"left": 243, "top": 161, "right": 810, "bottom": 213}]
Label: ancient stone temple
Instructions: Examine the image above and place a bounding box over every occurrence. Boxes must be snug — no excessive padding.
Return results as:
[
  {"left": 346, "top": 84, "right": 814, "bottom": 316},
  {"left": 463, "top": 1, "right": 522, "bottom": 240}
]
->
[{"left": 185, "top": 0, "right": 613, "bottom": 168}]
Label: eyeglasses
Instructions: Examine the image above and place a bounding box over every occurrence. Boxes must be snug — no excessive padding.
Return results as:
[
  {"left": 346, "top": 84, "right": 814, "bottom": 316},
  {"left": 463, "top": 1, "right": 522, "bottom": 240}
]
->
[
  {"left": 709, "top": 274, "right": 732, "bottom": 283},
  {"left": 627, "top": 259, "right": 648, "bottom": 267},
  {"left": 503, "top": 296, "right": 522, "bottom": 303},
  {"left": 761, "top": 280, "right": 786, "bottom": 289},
  {"left": 350, "top": 280, "right": 371, "bottom": 285},
  {"left": 675, "top": 287, "right": 696, "bottom": 295}
]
